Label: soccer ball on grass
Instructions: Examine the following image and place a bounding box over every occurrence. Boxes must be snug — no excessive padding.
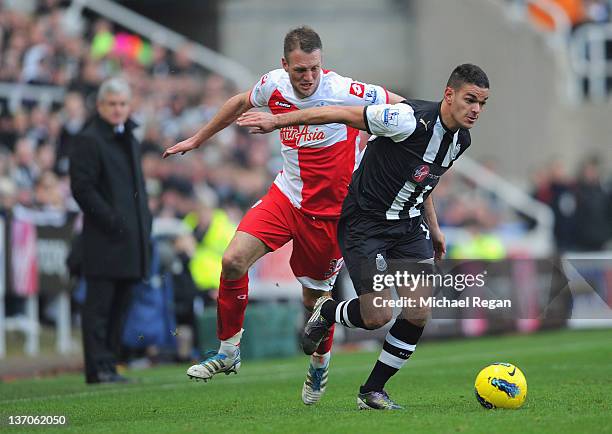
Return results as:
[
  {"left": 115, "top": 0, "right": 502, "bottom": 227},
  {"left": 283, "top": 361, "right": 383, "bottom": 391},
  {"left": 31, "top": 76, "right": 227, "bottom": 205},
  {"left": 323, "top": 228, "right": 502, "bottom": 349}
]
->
[{"left": 474, "top": 362, "right": 527, "bottom": 409}]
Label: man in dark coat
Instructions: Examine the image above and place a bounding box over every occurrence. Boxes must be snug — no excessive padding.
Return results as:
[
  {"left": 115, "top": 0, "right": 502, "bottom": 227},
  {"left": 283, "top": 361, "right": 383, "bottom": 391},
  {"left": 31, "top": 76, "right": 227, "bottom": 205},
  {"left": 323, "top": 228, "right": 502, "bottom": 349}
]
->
[{"left": 70, "top": 77, "right": 152, "bottom": 384}]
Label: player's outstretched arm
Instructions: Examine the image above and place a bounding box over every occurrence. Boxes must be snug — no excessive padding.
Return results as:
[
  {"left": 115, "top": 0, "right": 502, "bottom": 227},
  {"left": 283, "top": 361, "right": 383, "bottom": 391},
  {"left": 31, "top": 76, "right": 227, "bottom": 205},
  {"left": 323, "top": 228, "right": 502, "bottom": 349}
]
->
[
  {"left": 163, "top": 91, "right": 253, "bottom": 158},
  {"left": 236, "top": 106, "right": 366, "bottom": 133}
]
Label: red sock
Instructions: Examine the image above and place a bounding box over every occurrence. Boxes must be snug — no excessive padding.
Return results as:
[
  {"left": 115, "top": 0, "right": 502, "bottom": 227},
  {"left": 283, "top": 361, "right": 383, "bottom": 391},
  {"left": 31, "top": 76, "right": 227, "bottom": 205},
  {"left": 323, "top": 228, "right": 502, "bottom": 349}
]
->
[
  {"left": 217, "top": 274, "right": 249, "bottom": 340},
  {"left": 315, "top": 324, "right": 335, "bottom": 355}
]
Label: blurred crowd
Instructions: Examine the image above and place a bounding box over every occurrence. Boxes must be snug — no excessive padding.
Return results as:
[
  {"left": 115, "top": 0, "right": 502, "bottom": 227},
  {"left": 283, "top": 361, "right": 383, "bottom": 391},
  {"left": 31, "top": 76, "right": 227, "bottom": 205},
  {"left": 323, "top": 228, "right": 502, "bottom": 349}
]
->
[
  {"left": 431, "top": 155, "right": 612, "bottom": 254},
  {"left": 0, "top": 0, "right": 277, "bottom": 226},
  {"left": 530, "top": 156, "right": 612, "bottom": 252},
  {"left": 0, "top": 0, "right": 277, "bottom": 353}
]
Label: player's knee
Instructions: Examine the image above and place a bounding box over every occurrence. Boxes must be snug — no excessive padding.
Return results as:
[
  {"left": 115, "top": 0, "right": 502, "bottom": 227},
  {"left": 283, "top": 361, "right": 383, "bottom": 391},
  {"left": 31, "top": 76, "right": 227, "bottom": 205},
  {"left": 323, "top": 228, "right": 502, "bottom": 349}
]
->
[
  {"left": 221, "top": 251, "right": 249, "bottom": 280},
  {"left": 409, "top": 317, "right": 428, "bottom": 327},
  {"left": 401, "top": 307, "right": 430, "bottom": 327},
  {"left": 362, "top": 308, "right": 393, "bottom": 330}
]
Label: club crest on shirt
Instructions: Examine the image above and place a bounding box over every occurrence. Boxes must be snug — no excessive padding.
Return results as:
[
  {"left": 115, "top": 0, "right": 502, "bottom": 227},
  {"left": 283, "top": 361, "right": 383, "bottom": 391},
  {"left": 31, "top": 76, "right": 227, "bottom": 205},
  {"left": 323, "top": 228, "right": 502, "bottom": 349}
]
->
[
  {"left": 412, "top": 164, "right": 430, "bottom": 183},
  {"left": 376, "top": 253, "right": 388, "bottom": 272}
]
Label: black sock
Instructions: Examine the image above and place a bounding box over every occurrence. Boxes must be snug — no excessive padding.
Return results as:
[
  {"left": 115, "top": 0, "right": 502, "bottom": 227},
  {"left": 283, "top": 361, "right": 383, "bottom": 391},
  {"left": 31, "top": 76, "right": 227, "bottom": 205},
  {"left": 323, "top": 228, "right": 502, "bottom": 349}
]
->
[
  {"left": 320, "top": 298, "right": 339, "bottom": 323},
  {"left": 361, "top": 318, "right": 425, "bottom": 393},
  {"left": 322, "top": 298, "right": 368, "bottom": 329},
  {"left": 360, "top": 361, "right": 397, "bottom": 394}
]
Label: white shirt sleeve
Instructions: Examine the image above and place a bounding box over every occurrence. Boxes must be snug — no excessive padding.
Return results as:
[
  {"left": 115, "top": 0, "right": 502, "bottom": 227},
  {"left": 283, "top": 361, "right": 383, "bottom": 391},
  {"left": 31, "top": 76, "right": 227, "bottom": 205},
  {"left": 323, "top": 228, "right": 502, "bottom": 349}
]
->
[
  {"left": 328, "top": 72, "right": 389, "bottom": 106},
  {"left": 364, "top": 103, "right": 417, "bottom": 142},
  {"left": 249, "top": 70, "right": 278, "bottom": 108}
]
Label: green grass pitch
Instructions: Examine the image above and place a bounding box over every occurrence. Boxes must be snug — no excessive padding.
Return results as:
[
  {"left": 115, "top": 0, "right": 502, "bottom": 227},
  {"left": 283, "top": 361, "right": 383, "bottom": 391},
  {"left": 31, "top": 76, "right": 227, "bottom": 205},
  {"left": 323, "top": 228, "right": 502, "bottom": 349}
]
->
[{"left": 1, "top": 328, "right": 611, "bottom": 433}]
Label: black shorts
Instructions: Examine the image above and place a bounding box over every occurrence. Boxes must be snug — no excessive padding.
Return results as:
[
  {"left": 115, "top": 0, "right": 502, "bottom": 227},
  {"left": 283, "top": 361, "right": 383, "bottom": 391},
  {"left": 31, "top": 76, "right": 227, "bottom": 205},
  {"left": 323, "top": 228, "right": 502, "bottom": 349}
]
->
[{"left": 338, "top": 208, "right": 434, "bottom": 296}]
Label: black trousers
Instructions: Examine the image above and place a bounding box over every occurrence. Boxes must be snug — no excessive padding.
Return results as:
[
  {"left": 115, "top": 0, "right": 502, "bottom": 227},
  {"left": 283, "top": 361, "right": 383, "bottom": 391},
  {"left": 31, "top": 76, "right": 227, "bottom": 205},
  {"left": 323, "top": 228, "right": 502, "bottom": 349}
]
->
[{"left": 81, "top": 277, "right": 134, "bottom": 382}]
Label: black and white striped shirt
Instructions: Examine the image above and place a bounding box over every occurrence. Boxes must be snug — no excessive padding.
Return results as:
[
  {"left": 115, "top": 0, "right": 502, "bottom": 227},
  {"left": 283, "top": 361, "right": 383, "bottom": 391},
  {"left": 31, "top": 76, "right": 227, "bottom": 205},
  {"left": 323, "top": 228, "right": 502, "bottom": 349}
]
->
[{"left": 345, "top": 99, "right": 471, "bottom": 221}]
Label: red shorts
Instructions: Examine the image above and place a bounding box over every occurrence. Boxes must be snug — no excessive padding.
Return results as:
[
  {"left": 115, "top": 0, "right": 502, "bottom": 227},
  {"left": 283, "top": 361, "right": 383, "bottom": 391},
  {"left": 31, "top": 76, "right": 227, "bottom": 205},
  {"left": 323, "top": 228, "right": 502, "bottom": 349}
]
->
[{"left": 237, "top": 184, "right": 343, "bottom": 291}]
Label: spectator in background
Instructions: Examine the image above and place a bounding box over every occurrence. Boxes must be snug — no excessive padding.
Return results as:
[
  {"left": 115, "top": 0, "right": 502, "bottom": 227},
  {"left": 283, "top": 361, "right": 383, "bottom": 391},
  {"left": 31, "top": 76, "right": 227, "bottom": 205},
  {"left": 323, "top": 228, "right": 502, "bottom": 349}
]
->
[
  {"left": 70, "top": 77, "right": 151, "bottom": 384},
  {"left": 572, "top": 156, "right": 612, "bottom": 251},
  {"left": 149, "top": 44, "right": 171, "bottom": 78},
  {"left": 12, "top": 137, "right": 39, "bottom": 191},
  {"left": 183, "top": 193, "right": 236, "bottom": 303},
  {"left": 0, "top": 178, "right": 16, "bottom": 211},
  {"left": 171, "top": 43, "right": 198, "bottom": 77},
  {"left": 159, "top": 175, "right": 196, "bottom": 219},
  {"left": 449, "top": 218, "right": 506, "bottom": 260},
  {"left": 55, "top": 91, "right": 87, "bottom": 174},
  {"left": 34, "top": 170, "right": 63, "bottom": 210},
  {"left": 533, "top": 159, "right": 576, "bottom": 251}
]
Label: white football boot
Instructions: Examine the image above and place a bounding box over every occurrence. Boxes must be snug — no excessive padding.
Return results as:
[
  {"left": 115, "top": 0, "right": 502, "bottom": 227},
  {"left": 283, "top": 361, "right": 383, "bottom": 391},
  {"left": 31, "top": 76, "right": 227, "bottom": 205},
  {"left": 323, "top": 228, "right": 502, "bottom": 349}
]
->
[
  {"left": 301, "top": 352, "right": 330, "bottom": 405},
  {"left": 187, "top": 349, "right": 241, "bottom": 382},
  {"left": 187, "top": 329, "right": 243, "bottom": 382}
]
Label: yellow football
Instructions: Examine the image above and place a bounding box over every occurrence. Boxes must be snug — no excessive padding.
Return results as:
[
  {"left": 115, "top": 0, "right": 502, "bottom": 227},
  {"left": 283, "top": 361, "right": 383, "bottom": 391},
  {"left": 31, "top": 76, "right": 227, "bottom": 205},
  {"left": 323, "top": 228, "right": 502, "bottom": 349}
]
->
[{"left": 474, "top": 363, "right": 527, "bottom": 409}]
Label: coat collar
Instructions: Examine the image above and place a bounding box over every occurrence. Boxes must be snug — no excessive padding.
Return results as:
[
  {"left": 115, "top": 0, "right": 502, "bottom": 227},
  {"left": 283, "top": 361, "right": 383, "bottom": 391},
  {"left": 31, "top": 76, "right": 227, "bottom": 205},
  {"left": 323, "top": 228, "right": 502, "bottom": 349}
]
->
[{"left": 92, "top": 114, "right": 138, "bottom": 139}]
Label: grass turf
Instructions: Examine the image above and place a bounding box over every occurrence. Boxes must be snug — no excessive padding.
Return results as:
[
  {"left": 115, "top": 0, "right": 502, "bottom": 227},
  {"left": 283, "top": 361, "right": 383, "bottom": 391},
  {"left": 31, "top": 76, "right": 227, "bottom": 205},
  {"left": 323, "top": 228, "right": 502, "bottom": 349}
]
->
[{"left": 1, "top": 328, "right": 611, "bottom": 434}]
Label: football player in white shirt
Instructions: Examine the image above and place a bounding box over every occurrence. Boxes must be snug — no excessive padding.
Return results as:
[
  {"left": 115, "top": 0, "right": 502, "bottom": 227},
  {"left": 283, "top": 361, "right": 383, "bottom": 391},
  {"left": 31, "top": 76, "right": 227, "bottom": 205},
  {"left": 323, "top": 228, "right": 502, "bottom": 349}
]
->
[{"left": 163, "top": 26, "right": 404, "bottom": 405}]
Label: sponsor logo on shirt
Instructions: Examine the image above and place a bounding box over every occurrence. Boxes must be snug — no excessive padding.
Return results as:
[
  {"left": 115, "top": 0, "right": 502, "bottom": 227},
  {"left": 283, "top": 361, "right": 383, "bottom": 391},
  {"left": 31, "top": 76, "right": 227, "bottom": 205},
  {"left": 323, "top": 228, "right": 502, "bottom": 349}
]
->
[
  {"left": 412, "top": 164, "right": 430, "bottom": 182},
  {"left": 383, "top": 108, "right": 400, "bottom": 126},
  {"left": 260, "top": 73, "right": 269, "bottom": 85},
  {"left": 349, "top": 82, "right": 365, "bottom": 97},
  {"left": 280, "top": 125, "right": 326, "bottom": 146},
  {"left": 275, "top": 101, "right": 292, "bottom": 109}
]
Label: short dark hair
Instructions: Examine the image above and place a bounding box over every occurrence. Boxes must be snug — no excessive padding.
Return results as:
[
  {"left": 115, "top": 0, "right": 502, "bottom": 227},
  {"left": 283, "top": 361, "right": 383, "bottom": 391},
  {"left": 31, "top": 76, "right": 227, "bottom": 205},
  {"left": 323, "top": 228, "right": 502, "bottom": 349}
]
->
[
  {"left": 447, "top": 64, "right": 489, "bottom": 90},
  {"left": 283, "top": 26, "right": 322, "bottom": 60}
]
